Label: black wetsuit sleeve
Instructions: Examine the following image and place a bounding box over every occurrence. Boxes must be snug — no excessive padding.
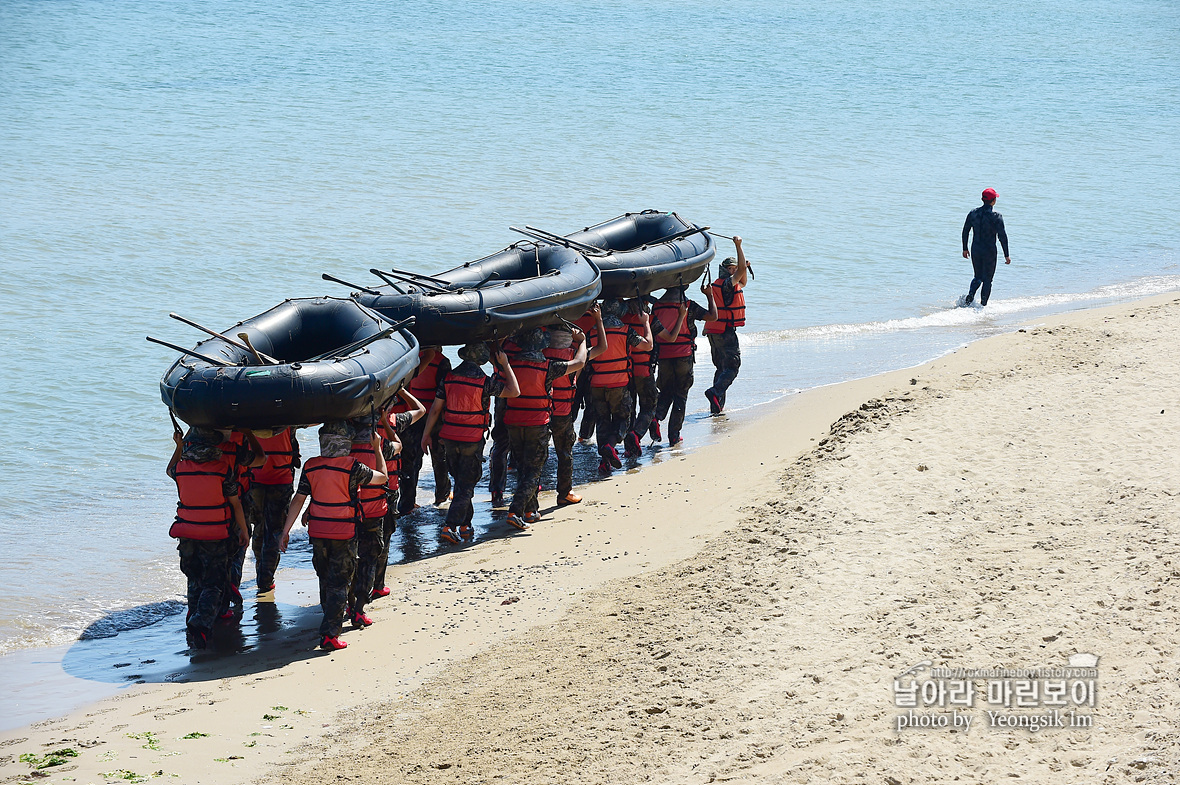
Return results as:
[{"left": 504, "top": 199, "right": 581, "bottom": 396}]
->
[
  {"left": 963, "top": 211, "right": 973, "bottom": 252},
  {"left": 392, "top": 411, "right": 413, "bottom": 432},
  {"left": 296, "top": 470, "right": 311, "bottom": 497},
  {"left": 996, "top": 213, "right": 1009, "bottom": 257}
]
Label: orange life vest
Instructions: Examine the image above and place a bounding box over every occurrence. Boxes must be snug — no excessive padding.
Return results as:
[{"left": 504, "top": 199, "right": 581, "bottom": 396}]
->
[
  {"left": 349, "top": 438, "right": 399, "bottom": 519},
  {"left": 220, "top": 432, "right": 251, "bottom": 494},
  {"left": 170, "top": 457, "right": 234, "bottom": 541},
  {"left": 622, "top": 312, "right": 653, "bottom": 378},
  {"left": 408, "top": 351, "right": 445, "bottom": 407},
  {"left": 303, "top": 456, "right": 361, "bottom": 540},
  {"left": 438, "top": 371, "right": 490, "bottom": 442},
  {"left": 504, "top": 357, "right": 552, "bottom": 427},
  {"left": 249, "top": 429, "right": 296, "bottom": 486},
  {"left": 544, "top": 346, "right": 576, "bottom": 418},
  {"left": 589, "top": 325, "right": 632, "bottom": 388},
  {"left": 703, "top": 277, "right": 746, "bottom": 334},
  {"left": 652, "top": 302, "right": 695, "bottom": 359}
]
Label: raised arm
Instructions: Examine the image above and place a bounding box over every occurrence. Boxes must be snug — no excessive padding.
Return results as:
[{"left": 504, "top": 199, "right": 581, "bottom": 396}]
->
[
  {"left": 363, "top": 431, "right": 388, "bottom": 486},
  {"left": 586, "top": 303, "right": 608, "bottom": 361},
  {"left": 733, "top": 237, "right": 748, "bottom": 288},
  {"left": 564, "top": 329, "right": 590, "bottom": 374},
  {"left": 656, "top": 301, "right": 689, "bottom": 343},
  {"left": 495, "top": 351, "right": 520, "bottom": 398},
  {"left": 397, "top": 387, "right": 427, "bottom": 425},
  {"left": 635, "top": 311, "right": 653, "bottom": 351}
]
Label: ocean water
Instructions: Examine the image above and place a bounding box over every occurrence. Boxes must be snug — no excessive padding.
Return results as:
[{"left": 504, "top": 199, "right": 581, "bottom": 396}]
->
[{"left": 1, "top": 0, "right": 1178, "bottom": 670}]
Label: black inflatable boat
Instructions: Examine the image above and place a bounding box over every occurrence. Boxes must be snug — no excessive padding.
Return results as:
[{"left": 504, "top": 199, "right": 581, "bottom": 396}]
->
[
  {"left": 346, "top": 243, "right": 601, "bottom": 346},
  {"left": 156, "top": 297, "right": 419, "bottom": 429},
  {"left": 512, "top": 210, "right": 715, "bottom": 299}
]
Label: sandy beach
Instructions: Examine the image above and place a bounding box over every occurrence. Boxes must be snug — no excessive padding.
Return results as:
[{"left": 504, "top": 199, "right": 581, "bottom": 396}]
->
[{"left": 3, "top": 292, "right": 1178, "bottom": 784}]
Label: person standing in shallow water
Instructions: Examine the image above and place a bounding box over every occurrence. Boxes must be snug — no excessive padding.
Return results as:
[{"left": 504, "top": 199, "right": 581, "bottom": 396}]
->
[
  {"left": 962, "top": 188, "right": 1011, "bottom": 306},
  {"left": 420, "top": 342, "right": 519, "bottom": 545},
  {"left": 168, "top": 426, "right": 252, "bottom": 650},
  {"left": 702, "top": 236, "right": 748, "bottom": 414},
  {"left": 280, "top": 422, "right": 388, "bottom": 651}
]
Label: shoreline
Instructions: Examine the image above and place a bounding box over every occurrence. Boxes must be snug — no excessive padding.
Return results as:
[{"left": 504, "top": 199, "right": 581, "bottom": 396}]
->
[
  {"left": 3, "top": 274, "right": 1178, "bottom": 665},
  {"left": 2, "top": 291, "right": 1178, "bottom": 784}
]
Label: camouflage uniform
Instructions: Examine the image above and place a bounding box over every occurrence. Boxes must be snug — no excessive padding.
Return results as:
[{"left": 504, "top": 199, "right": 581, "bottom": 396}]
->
[
  {"left": 296, "top": 430, "right": 373, "bottom": 639},
  {"left": 575, "top": 369, "right": 596, "bottom": 440},
  {"left": 487, "top": 397, "right": 509, "bottom": 500},
  {"left": 248, "top": 483, "right": 294, "bottom": 590},
  {"left": 349, "top": 411, "right": 412, "bottom": 617},
  {"left": 312, "top": 537, "right": 358, "bottom": 637},
  {"left": 655, "top": 356, "right": 695, "bottom": 443},
  {"left": 178, "top": 538, "right": 232, "bottom": 635},
  {"left": 348, "top": 515, "right": 384, "bottom": 617},
  {"left": 654, "top": 298, "right": 709, "bottom": 443},
  {"left": 630, "top": 373, "right": 658, "bottom": 439},
  {"left": 707, "top": 329, "right": 741, "bottom": 409},
  {"left": 372, "top": 500, "right": 398, "bottom": 592},
  {"left": 507, "top": 424, "right": 550, "bottom": 516},
  {"left": 591, "top": 320, "right": 643, "bottom": 453},
  {"left": 548, "top": 414, "right": 577, "bottom": 499},
  {"left": 398, "top": 416, "right": 449, "bottom": 512},
  {"left": 168, "top": 428, "right": 239, "bottom": 638},
  {"left": 443, "top": 439, "right": 486, "bottom": 528},
  {"left": 222, "top": 438, "right": 258, "bottom": 607}
]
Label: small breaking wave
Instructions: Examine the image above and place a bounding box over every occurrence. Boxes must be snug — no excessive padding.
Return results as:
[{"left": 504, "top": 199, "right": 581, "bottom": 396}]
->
[{"left": 741, "top": 275, "right": 1180, "bottom": 346}]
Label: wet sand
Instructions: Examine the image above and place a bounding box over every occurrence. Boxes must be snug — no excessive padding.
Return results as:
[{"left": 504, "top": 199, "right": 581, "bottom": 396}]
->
[{"left": 2, "top": 292, "right": 1177, "bottom": 784}]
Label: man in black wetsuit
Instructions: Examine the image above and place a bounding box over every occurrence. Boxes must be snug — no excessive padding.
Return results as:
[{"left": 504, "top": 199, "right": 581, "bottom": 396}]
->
[{"left": 962, "top": 188, "right": 1011, "bottom": 306}]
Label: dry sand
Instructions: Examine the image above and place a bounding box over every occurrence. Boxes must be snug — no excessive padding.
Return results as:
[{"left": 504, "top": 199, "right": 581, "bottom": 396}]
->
[{"left": 2, "top": 293, "right": 1178, "bottom": 785}]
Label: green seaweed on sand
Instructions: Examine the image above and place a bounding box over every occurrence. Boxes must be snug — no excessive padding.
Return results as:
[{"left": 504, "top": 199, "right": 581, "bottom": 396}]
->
[
  {"left": 18, "top": 748, "right": 79, "bottom": 769},
  {"left": 101, "top": 770, "right": 146, "bottom": 783},
  {"left": 127, "top": 732, "right": 161, "bottom": 751},
  {"left": 179, "top": 732, "right": 208, "bottom": 740}
]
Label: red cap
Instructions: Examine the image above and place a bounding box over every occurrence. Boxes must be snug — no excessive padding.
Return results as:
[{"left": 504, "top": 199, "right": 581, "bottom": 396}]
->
[{"left": 981, "top": 188, "right": 998, "bottom": 202}]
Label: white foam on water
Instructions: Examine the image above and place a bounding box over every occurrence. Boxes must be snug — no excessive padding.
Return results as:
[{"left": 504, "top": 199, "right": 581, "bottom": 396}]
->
[{"left": 741, "top": 275, "right": 1180, "bottom": 346}]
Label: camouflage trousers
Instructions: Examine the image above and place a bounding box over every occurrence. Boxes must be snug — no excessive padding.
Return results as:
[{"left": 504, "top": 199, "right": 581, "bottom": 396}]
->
[
  {"left": 548, "top": 414, "right": 576, "bottom": 498},
  {"left": 247, "top": 482, "right": 293, "bottom": 591},
  {"left": 349, "top": 516, "right": 385, "bottom": 617},
  {"left": 311, "top": 536, "right": 358, "bottom": 637},
  {"left": 508, "top": 424, "right": 550, "bottom": 516},
  {"left": 488, "top": 398, "right": 509, "bottom": 498},
  {"left": 656, "top": 356, "right": 695, "bottom": 442},
  {"left": 591, "top": 385, "right": 632, "bottom": 453},
  {"left": 372, "top": 499, "right": 398, "bottom": 592},
  {"left": 443, "top": 438, "right": 485, "bottom": 528},
  {"left": 629, "top": 373, "right": 658, "bottom": 438},
  {"left": 707, "top": 330, "right": 742, "bottom": 407},
  {"left": 398, "top": 417, "right": 450, "bottom": 513},
  {"left": 178, "top": 537, "right": 231, "bottom": 634},
  {"left": 575, "top": 369, "right": 596, "bottom": 440}
]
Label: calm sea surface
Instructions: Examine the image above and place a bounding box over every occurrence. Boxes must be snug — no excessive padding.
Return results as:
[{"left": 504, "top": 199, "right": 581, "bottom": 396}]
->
[{"left": 1, "top": 0, "right": 1178, "bottom": 663}]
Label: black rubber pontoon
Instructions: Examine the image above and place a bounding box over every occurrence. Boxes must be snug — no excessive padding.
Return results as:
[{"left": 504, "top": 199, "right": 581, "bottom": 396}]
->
[
  {"left": 514, "top": 210, "right": 715, "bottom": 298},
  {"left": 158, "top": 297, "right": 419, "bottom": 429},
  {"left": 349, "top": 243, "right": 601, "bottom": 346}
]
